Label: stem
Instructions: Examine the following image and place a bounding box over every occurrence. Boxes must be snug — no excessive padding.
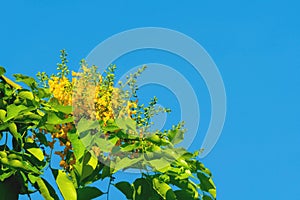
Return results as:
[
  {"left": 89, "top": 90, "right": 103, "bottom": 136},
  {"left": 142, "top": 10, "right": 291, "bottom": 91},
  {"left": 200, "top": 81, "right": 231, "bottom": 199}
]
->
[
  {"left": 106, "top": 176, "right": 113, "bottom": 200},
  {"left": 4, "top": 132, "right": 8, "bottom": 150},
  {"left": 26, "top": 192, "right": 32, "bottom": 200}
]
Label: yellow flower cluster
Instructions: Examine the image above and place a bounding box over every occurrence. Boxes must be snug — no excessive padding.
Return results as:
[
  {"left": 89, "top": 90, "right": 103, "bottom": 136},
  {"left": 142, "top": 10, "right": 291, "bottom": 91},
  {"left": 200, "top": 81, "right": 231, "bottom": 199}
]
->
[
  {"left": 47, "top": 65, "right": 140, "bottom": 171},
  {"left": 48, "top": 68, "right": 137, "bottom": 124},
  {"left": 48, "top": 76, "right": 73, "bottom": 106}
]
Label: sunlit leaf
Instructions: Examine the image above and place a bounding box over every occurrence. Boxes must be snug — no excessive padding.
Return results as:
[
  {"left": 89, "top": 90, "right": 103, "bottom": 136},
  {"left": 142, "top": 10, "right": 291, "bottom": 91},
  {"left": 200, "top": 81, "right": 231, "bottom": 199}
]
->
[
  {"left": 52, "top": 169, "right": 77, "bottom": 200},
  {"left": 27, "top": 147, "right": 44, "bottom": 161}
]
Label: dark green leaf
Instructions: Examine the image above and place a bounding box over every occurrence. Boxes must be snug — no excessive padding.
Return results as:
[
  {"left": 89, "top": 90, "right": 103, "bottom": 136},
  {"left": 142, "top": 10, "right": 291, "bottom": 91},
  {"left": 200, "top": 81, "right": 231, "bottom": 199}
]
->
[
  {"left": 174, "top": 190, "right": 195, "bottom": 200},
  {"left": 0, "top": 66, "right": 6, "bottom": 76},
  {"left": 114, "top": 181, "right": 133, "bottom": 199},
  {"left": 133, "top": 178, "right": 156, "bottom": 200},
  {"left": 77, "top": 186, "right": 104, "bottom": 200},
  {"left": 197, "top": 172, "right": 216, "bottom": 199}
]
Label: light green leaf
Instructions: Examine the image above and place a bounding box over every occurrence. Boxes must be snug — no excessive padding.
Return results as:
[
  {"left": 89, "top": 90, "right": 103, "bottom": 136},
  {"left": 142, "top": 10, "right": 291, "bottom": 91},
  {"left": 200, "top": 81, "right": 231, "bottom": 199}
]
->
[
  {"left": 19, "top": 91, "right": 34, "bottom": 100},
  {"left": 114, "top": 157, "right": 143, "bottom": 172},
  {"left": 35, "top": 177, "right": 59, "bottom": 200},
  {"left": 6, "top": 104, "right": 28, "bottom": 121},
  {"left": 0, "top": 109, "right": 7, "bottom": 121},
  {"left": 115, "top": 118, "right": 137, "bottom": 133},
  {"left": 46, "top": 112, "right": 73, "bottom": 125},
  {"left": 68, "top": 132, "right": 85, "bottom": 160},
  {"left": 148, "top": 158, "right": 170, "bottom": 171},
  {"left": 167, "top": 127, "right": 185, "bottom": 145},
  {"left": 152, "top": 178, "right": 177, "bottom": 200},
  {"left": 94, "top": 137, "right": 114, "bottom": 152},
  {"left": 8, "top": 122, "right": 22, "bottom": 141},
  {"left": 14, "top": 74, "right": 37, "bottom": 89},
  {"left": 52, "top": 104, "right": 73, "bottom": 114},
  {"left": 27, "top": 148, "right": 44, "bottom": 161},
  {"left": 77, "top": 118, "right": 99, "bottom": 133},
  {"left": 0, "top": 169, "right": 14, "bottom": 182},
  {"left": 53, "top": 170, "right": 77, "bottom": 200}
]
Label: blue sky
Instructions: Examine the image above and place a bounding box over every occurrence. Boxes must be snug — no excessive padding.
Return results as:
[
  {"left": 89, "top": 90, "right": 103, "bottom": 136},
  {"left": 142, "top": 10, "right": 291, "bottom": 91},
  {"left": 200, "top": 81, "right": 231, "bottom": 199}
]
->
[{"left": 1, "top": 1, "right": 300, "bottom": 199}]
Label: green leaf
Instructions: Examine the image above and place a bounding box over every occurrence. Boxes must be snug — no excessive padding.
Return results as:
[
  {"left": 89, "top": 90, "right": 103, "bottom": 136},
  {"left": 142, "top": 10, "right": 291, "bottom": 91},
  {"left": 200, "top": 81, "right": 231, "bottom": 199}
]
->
[
  {"left": 1, "top": 75, "right": 22, "bottom": 89},
  {"left": 8, "top": 122, "right": 22, "bottom": 141},
  {"left": 6, "top": 104, "right": 28, "bottom": 121},
  {"left": 52, "top": 169, "right": 77, "bottom": 200},
  {"left": 77, "top": 118, "right": 99, "bottom": 133},
  {"left": 52, "top": 104, "right": 73, "bottom": 114},
  {"left": 19, "top": 91, "right": 34, "bottom": 100},
  {"left": 170, "top": 178, "right": 198, "bottom": 198},
  {"left": 121, "top": 141, "right": 141, "bottom": 152},
  {"left": 0, "top": 66, "right": 6, "bottom": 76},
  {"left": 133, "top": 178, "right": 156, "bottom": 200},
  {"left": 35, "top": 132, "right": 48, "bottom": 146},
  {"left": 101, "top": 165, "right": 111, "bottom": 179},
  {"left": 13, "top": 74, "right": 37, "bottom": 89},
  {"left": 37, "top": 88, "right": 51, "bottom": 98},
  {"left": 148, "top": 158, "right": 170, "bottom": 171},
  {"left": 174, "top": 190, "right": 195, "bottom": 200},
  {"left": 77, "top": 186, "right": 104, "bottom": 200},
  {"left": 68, "top": 132, "right": 86, "bottom": 160},
  {"left": 35, "top": 177, "right": 59, "bottom": 200},
  {"left": 0, "top": 169, "right": 15, "bottom": 182},
  {"left": 197, "top": 172, "right": 216, "bottom": 199},
  {"left": 167, "top": 128, "right": 185, "bottom": 145},
  {"left": 113, "top": 157, "right": 143, "bottom": 172},
  {"left": 114, "top": 181, "right": 133, "bottom": 199},
  {"left": 0, "top": 109, "right": 7, "bottom": 121},
  {"left": 46, "top": 112, "right": 73, "bottom": 125},
  {"left": 94, "top": 137, "right": 114, "bottom": 152},
  {"left": 73, "top": 151, "right": 99, "bottom": 185},
  {"left": 152, "top": 178, "right": 177, "bottom": 200},
  {"left": 115, "top": 118, "right": 137, "bottom": 133},
  {"left": 81, "top": 152, "right": 98, "bottom": 181},
  {"left": 27, "top": 148, "right": 44, "bottom": 161},
  {"left": 196, "top": 162, "right": 212, "bottom": 176}
]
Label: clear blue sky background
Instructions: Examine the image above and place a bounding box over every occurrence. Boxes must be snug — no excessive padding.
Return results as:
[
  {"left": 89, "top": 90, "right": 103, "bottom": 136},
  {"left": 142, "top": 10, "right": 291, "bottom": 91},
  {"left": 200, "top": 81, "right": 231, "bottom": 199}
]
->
[{"left": 1, "top": 1, "right": 300, "bottom": 200}]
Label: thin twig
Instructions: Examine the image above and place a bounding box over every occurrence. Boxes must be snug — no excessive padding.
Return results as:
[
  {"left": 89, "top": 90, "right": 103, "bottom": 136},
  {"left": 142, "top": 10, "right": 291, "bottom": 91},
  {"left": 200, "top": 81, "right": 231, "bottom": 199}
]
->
[{"left": 106, "top": 176, "right": 113, "bottom": 200}]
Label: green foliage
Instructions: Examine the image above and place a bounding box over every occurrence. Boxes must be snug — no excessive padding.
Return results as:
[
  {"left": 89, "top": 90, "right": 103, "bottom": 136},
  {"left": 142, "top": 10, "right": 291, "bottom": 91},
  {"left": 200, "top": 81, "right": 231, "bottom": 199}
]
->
[{"left": 0, "top": 52, "right": 217, "bottom": 200}]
